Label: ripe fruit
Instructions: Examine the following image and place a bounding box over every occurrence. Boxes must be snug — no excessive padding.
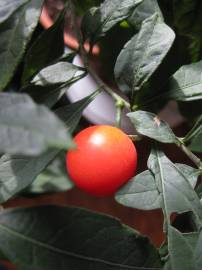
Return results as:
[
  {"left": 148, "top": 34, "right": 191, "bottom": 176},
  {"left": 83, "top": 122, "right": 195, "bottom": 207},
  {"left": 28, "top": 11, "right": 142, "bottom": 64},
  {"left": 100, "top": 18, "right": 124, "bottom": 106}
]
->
[{"left": 66, "top": 125, "right": 137, "bottom": 196}]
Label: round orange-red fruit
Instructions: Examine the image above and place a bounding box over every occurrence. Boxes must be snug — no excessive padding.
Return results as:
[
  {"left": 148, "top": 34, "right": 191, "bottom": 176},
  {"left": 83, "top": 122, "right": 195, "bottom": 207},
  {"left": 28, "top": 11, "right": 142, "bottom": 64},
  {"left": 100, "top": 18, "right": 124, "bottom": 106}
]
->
[{"left": 66, "top": 125, "right": 137, "bottom": 196}]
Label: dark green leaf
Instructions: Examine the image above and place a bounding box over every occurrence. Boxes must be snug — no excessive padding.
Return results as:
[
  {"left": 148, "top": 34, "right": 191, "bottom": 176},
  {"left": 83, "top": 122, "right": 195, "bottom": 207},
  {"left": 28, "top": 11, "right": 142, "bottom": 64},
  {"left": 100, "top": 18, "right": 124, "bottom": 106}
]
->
[
  {"left": 27, "top": 152, "right": 73, "bottom": 194},
  {"left": 167, "top": 227, "right": 199, "bottom": 270},
  {"left": 0, "top": 150, "right": 59, "bottom": 203},
  {"left": 193, "top": 230, "right": 202, "bottom": 270},
  {"left": 142, "top": 145, "right": 202, "bottom": 270},
  {"left": 0, "top": 92, "right": 99, "bottom": 203},
  {"left": 184, "top": 116, "right": 202, "bottom": 153},
  {"left": 22, "top": 84, "right": 68, "bottom": 108},
  {"left": 114, "top": 14, "right": 175, "bottom": 95},
  {"left": 116, "top": 170, "right": 160, "bottom": 210},
  {"left": 22, "top": 61, "right": 86, "bottom": 108},
  {"left": 81, "top": 7, "right": 98, "bottom": 42},
  {"left": 22, "top": 8, "right": 66, "bottom": 84},
  {"left": 76, "top": 0, "right": 102, "bottom": 16},
  {"left": 162, "top": 260, "right": 171, "bottom": 270},
  {"left": 184, "top": 115, "right": 202, "bottom": 143},
  {"left": 31, "top": 62, "right": 84, "bottom": 86},
  {"left": 81, "top": 0, "right": 142, "bottom": 43},
  {"left": 174, "top": 0, "right": 202, "bottom": 62},
  {"left": 0, "top": 0, "right": 43, "bottom": 91},
  {"left": 196, "top": 179, "right": 202, "bottom": 199},
  {"left": 128, "top": 110, "right": 177, "bottom": 143},
  {"left": 128, "top": 0, "right": 163, "bottom": 30},
  {"left": 0, "top": 93, "right": 74, "bottom": 156},
  {"left": 175, "top": 163, "right": 199, "bottom": 189},
  {"left": 55, "top": 91, "right": 99, "bottom": 129},
  {"left": 0, "top": 205, "right": 162, "bottom": 270},
  {"left": 116, "top": 164, "right": 198, "bottom": 211},
  {"left": 189, "top": 132, "right": 202, "bottom": 153},
  {"left": 173, "top": 0, "right": 202, "bottom": 39},
  {"left": 0, "top": 0, "right": 28, "bottom": 23},
  {"left": 148, "top": 148, "right": 202, "bottom": 228},
  {"left": 59, "top": 50, "right": 76, "bottom": 62},
  {"left": 165, "top": 61, "right": 202, "bottom": 101}
]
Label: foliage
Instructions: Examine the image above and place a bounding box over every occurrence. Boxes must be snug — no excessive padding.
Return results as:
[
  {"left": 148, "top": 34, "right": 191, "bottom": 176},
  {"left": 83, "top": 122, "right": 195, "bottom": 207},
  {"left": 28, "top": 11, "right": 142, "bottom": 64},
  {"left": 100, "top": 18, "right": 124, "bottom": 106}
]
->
[{"left": 0, "top": 0, "right": 202, "bottom": 269}]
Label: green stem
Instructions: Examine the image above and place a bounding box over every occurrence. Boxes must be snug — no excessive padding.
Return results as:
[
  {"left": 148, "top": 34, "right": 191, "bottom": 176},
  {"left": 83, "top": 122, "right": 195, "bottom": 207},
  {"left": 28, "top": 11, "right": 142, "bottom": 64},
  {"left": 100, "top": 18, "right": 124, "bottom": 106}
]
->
[
  {"left": 69, "top": 0, "right": 131, "bottom": 110},
  {"left": 183, "top": 125, "right": 202, "bottom": 143},
  {"left": 115, "top": 104, "right": 122, "bottom": 128},
  {"left": 88, "top": 65, "right": 131, "bottom": 110},
  {"left": 128, "top": 135, "right": 142, "bottom": 141},
  {"left": 177, "top": 142, "right": 202, "bottom": 169}
]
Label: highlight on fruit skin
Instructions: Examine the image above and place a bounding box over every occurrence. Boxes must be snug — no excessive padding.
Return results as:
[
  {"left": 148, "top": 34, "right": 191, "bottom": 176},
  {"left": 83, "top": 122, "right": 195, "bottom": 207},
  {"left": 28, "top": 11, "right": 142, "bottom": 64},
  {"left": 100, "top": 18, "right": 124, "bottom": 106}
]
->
[{"left": 66, "top": 125, "right": 137, "bottom": 196}]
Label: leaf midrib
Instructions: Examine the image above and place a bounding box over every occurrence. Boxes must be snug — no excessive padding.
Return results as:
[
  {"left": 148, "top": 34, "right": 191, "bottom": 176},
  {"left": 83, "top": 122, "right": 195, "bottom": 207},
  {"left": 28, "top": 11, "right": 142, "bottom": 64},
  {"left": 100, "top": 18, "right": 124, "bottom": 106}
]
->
[{"left": 0, "top": 223, "right": 160, "bottom": 270}]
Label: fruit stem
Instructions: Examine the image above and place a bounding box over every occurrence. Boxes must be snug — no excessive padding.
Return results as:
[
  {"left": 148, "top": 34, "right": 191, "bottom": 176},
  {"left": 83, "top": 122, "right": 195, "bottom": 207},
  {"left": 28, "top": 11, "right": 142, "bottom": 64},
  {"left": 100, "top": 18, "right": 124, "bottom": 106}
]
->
[
  {"left": 128, "top": 135, "right": 142, "bottom": 141},
  {"left": 115, "top": 100, "right": 124, "bottom": 128}
]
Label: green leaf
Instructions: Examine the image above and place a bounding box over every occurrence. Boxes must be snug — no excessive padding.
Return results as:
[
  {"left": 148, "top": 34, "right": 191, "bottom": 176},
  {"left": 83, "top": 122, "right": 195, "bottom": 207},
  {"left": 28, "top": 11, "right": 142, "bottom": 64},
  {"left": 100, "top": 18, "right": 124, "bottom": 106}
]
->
[
  {"left": 165, "top": 61, "right": 202, "bottom": 101},
  {"left": 0, "top": 92, "right": 98, "bottom": 203},
  {"left": 31, "top": 62, "right": 85, "bottom": 86},
  {"left": 181, "top": 112, "right": 202, "bottom": 152},
  {"left": 128, "top": 110, "right": 177, "bottom": 143},
  {"left": 22, "top": 84, "right": 68, "bottom": 108},
  {"left": 162, "top": 260, "right": 171, "bottom": 270},
  {"left": 184, "top": 115, "right": 202, "bottom": 142},
  {"left": 0, "top": 205, "right": 162, "bottom": 270},
  {"left": 189, "top": 132, "right": 202, "bottom": 153},
  {"left": 0, "top": 93, "right": 74, "bottom": 156},
  {"left": 58, "top": 50, "right": 76, "bottom": 63},
  {"left": 0, "top": 150, "right": 59, "bottom": 203},
  {"left": 22, "top": 61, "right": 86, "bottom": 108},
  {"left": 54, "top": 91, "right": 99, "bottom": 129},
  {"left": 114, "top": 14, "right": 175, "bottom": 96},
  {"left": 193, "top": 230, "right": 202, "bottom": 270},
  {"left": 196, "top": 180, "right": 202, "bottom": 200},
  {"left": 0, "top": 0, "right": 28, "bottom": 23},
  {"left": 76, "top": 0, "right": 102, "bottom": 16},
  {"left": 148, "top": 148, "right": 202, "bottom": 228},
  {"left": 22, "top": 8, "right": 66, "bottom": 84},
  {"left": 142, "top": 145, "right": 202, "bottom": 270},
  {"left": 172, "top": 0, "right": 202, "bottom": 61},
  {"left": 175, "top": 163, "right": 199, "bottom": 189},
  {"left": 167, "top": 227, "right": 199, "bottom": 270},
  {"left": 183, "top": 115, "right": 202, "bottom": 153},
  {"left": 26, "top": 152, "right": 73, "bottom": 194},
  {"left": 0, "top": 0, "right": 43, "bottom": 91},
  {"left": 116, "top": 164, "right": 198, "bottom": 211},
  {"left": 128, "top": 0, "right": 163, "bottom": 30},
  {"left": 81, "top": 0, "right": 142, "bottom": 43},
  {"left": 173, "top": 0, "right": 202, "bottom": 39},
  {"left": 116, "top": 170, "right": 160, "bottom": 210}
]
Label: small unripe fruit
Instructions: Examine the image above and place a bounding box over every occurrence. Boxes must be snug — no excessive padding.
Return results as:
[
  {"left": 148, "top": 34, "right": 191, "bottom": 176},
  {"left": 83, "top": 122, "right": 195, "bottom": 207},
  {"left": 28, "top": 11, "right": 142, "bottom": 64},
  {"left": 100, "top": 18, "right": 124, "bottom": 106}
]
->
[{"left": 66, "top": 125, "right": 137, "bottom": 196}]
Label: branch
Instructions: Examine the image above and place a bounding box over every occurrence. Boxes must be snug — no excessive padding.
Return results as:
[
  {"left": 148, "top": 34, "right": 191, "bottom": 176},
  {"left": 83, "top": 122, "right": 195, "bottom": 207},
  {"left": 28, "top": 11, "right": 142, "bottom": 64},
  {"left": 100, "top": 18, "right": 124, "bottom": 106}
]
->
[
  {"left": 69, "top": 0, "right": 131, "bottom": 110},
  {"left": 177, "top": 142, "right": 202, "bottom": 169}
]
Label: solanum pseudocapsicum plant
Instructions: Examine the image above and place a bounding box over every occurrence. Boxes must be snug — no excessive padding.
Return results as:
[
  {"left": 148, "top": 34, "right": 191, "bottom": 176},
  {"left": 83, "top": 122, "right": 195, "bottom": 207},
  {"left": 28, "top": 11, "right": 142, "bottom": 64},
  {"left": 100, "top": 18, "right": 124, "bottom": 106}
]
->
[{"left": 0, "top": 0, "right": 202, "bottom": 269}]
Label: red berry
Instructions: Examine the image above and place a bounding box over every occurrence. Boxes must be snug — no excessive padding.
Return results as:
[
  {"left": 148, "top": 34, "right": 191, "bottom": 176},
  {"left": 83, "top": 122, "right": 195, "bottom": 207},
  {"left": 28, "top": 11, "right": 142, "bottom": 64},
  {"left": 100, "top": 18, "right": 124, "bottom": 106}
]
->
[{"left": 66, "top": 125, "right": 137, "bottom": 196}]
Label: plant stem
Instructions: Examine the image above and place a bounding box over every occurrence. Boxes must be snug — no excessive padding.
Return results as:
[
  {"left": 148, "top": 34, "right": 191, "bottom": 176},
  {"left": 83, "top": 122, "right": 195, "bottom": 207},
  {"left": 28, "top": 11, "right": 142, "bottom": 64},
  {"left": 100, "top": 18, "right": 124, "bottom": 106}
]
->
[
  {"left": 69, "top": 0, "right": 131, "bottom": 110},
  {"left": 87, "top": 65, "right": 131, "bottom": 110},
  {"left": 128, "top": 135, "right": 142, "bottom": 141},
  {"left": 69, "top": 0, "right": 202, "bottom": 172},
  {"left": 177, "top": 143, "right": 202, "bottom": 169},
  {"left": 115, "top": 106, "right": 122, "bottom": 128},
  {"left": 114, "top": 101, "right": 122, "bottom": 128},
  {"left": 183, "top": 125, "right": 202, "bottom": 143}
]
